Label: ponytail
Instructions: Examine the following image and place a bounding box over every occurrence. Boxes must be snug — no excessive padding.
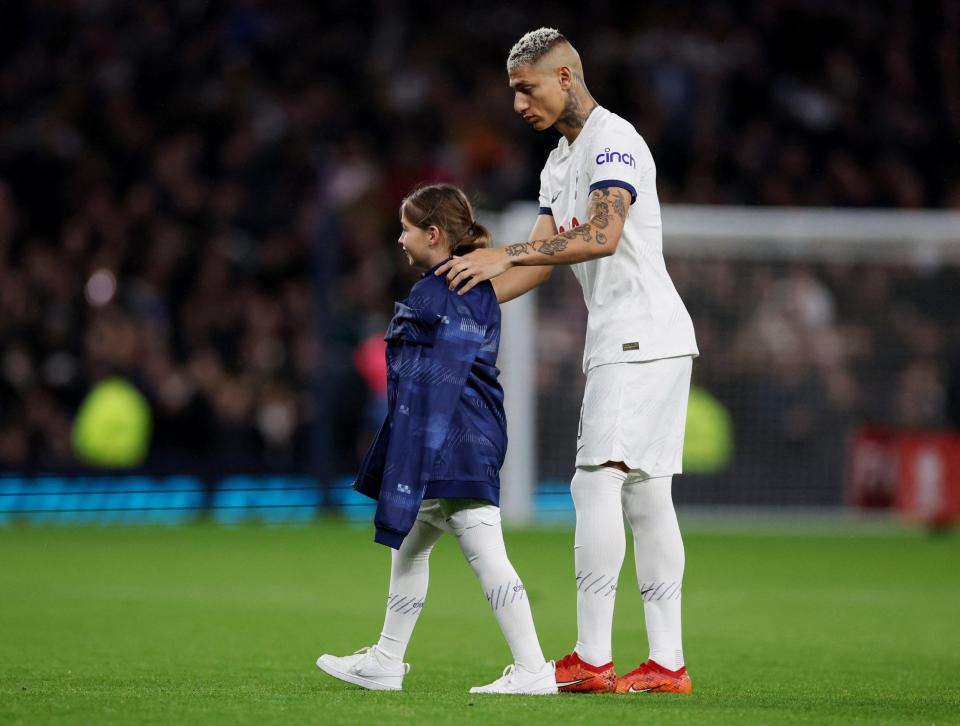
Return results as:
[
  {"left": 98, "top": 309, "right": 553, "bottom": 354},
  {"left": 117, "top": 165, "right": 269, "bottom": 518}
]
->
[{"left": 452, "top": 220, "right": 491, "bottom": 256}]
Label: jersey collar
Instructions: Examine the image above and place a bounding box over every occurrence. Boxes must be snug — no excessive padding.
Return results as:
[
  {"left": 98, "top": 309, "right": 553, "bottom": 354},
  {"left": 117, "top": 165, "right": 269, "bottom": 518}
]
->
[{"left": 422, "top": 257, "right": 454, "bottom": 278}]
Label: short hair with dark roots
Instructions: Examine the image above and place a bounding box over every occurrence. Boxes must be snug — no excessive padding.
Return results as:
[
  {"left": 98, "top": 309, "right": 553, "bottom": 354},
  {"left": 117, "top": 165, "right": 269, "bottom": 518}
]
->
[{"left": 506, "top": 27, "right": 568, "bottom": 71}]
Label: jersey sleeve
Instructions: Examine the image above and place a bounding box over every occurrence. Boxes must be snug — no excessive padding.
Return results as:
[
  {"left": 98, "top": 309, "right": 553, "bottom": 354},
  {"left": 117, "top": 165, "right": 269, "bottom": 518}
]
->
[
  {"left": 537, "top": 163, "right": 553, "bottom": 217},
  {"left": 585, "top": 128, "right": 647, "bottom": 204}
]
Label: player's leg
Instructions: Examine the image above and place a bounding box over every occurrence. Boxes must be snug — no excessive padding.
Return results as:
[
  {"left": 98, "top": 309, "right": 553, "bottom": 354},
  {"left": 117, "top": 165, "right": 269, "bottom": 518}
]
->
[
  {"left": 612, "top": 356, "right": 694, "bottom": 694},
  {"left": 445, "top": 501, "right": 556, "bottom": 695},
  {"left": 615, "top": 474, "right": 691, "bottom": 694},
  {"left": 551, "top": 464, "right": 626, "bottom": 693},
  {"left": 316, "top": 507, "right": 444, "bottom": 691},
  {"left": 553, "top": 362, "right": 630, "bottom": 692}
]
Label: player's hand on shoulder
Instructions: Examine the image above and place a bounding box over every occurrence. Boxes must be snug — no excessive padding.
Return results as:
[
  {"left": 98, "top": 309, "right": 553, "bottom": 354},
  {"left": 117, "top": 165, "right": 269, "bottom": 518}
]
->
[{"left": 434, "top": 248, "right": 511, "bottom": 295}]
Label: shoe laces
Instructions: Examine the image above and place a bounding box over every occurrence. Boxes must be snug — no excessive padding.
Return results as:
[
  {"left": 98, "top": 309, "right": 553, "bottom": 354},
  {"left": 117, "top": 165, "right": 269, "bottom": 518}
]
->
[
  {"left": 498, "top": 664, "right": 516, "bottom": 684},
  {"left": 556, "top": 653, "right": 579, "bottom": 669}
]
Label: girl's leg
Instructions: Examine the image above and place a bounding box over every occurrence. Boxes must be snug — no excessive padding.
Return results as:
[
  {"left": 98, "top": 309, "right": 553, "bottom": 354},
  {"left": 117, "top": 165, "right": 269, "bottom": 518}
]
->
[
  {"left": 375, "top": 517, "right": 444, "bottom": 663},
  {"left": 446, "top": 502, "right": 546, "bottom": 672}
]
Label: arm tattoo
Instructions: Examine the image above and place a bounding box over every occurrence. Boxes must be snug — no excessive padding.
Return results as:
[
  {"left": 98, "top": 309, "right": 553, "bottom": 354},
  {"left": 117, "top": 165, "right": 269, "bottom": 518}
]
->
[
  {"left": 504, "top": 188, "right": 628, "bottom": 260},
  {"left": 560, "top": 225, "right": 592, "bottom": 242},
  {"left": 588, "top": 187, "right": 628, "bottom": 226},
  {"left": 505, "top": 238, "right": 570, "bottom": 257},
  {"left": 539, "top": 238, "right": 569, "bottom": 255},
  {"left": 505, "top": 241, "right": 534, "bottom": 257},
  {"left": 613, "top": 192, "right": 627, "bottom": 220}
]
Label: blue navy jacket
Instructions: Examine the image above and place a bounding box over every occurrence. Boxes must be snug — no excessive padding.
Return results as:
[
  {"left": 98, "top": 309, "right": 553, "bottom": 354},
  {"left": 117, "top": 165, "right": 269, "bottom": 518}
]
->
[{"left": 354, "top": 260, "right": 507, "bottom": 549}]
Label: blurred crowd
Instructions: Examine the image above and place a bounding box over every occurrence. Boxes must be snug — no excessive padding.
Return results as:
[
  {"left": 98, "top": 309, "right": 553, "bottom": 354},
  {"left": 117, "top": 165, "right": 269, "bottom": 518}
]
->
[{"left": 1, "top": 1, "right": 959, "bottom": 484}]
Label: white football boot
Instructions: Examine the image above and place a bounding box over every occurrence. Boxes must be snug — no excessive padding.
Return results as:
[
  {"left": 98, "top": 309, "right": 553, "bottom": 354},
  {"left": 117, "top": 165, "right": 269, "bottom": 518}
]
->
[
  {"left": 469, "top": 661, "right": 558, "bottom": 695},
  {"left": 316, "top": 646, "right": 410, "bottom": 691}
]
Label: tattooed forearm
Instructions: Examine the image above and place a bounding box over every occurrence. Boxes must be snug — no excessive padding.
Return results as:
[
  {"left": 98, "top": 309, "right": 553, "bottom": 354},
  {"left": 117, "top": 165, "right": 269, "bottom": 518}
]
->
[
  {"left": 505, "top": 241, "right": 535, "bottom": 257},
  {"left": 505, "top": 237, "right": 570, "bottom": 257},
  {"left": 504, "top": 225, "right": 593, "bottom": 259},
  {"left": 539, "top": 238, "right": 569, "bottom": 255},
  {"left": 560, "top": 224, "right": 592, "bottom": 242},
  {"left": 503, "top": 188, "right": 629, "bottom": 263}
]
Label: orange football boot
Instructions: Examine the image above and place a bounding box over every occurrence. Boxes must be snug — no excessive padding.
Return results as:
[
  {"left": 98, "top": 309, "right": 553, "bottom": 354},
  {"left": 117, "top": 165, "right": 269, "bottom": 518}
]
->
[
  {"left": 615, "top": 660, "right": 692, "bottom": 694},
  {"left": 554, "top": 652, "right": 617, "bottom": 693}
]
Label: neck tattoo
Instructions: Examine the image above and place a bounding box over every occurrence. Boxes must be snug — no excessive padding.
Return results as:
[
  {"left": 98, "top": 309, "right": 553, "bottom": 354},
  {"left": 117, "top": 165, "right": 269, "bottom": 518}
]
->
[{"left": 558, "top": 77, "right": 595, "bottom": 132}]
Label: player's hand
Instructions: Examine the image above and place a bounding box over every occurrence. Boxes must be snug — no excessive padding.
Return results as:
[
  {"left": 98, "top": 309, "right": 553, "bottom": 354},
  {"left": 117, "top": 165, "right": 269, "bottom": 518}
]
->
[{"left": 434, "top": 248, "right": 513, "bottom": 295}]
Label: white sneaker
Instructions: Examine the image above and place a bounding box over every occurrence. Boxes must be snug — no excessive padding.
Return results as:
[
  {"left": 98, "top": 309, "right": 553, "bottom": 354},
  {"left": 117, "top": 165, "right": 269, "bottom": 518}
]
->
[
  {"left": 469, "top": 661, "right": 558, "bottom": 695},
  {"left": 316, "top": 646, "right": 410, "bottom": 691}
]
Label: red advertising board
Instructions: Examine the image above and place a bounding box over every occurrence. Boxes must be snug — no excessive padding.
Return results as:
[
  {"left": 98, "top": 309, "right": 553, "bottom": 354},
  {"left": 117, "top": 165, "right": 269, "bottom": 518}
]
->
[{"left": 848, "top": 427, "right": 960, "bottom": 526}]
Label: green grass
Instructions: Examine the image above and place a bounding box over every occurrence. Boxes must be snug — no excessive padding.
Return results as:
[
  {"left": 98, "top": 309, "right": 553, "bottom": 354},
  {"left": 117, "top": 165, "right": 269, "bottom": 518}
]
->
[{"left": 1, "top": 519, "right": 958, "bottom": 724}]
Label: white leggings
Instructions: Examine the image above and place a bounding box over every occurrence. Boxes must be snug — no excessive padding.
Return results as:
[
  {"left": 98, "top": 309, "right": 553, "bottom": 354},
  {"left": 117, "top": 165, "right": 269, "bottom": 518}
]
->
[
  {"left": 376, "top": 500, "right": 546, "bottom": 671},
  {"left": 571, "top": 467, "right": 685, "bottom": 669}
]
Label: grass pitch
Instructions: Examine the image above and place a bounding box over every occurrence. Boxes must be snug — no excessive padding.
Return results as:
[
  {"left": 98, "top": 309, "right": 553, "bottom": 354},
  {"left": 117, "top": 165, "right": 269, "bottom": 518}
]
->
[{"left": 1, "top": 518, "right": 958, "bottom": 724}]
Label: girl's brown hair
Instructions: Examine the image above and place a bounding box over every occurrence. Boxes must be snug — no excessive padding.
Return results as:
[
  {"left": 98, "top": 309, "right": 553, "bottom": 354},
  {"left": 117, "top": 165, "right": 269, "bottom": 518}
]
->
[{"left": 400, "top": 184, "right": 491, "bottom": 256}]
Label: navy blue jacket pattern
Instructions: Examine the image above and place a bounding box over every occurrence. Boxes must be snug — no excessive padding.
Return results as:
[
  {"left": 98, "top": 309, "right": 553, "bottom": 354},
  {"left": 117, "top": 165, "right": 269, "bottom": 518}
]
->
[{"left": 354, "top": 262, "right": 507, "bottom": 549}]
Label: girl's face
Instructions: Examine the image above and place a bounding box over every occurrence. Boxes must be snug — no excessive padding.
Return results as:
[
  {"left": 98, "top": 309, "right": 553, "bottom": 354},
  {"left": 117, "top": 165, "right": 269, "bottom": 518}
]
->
[{"left": 398, "top": 211, "right": 443, "bottom": 269}]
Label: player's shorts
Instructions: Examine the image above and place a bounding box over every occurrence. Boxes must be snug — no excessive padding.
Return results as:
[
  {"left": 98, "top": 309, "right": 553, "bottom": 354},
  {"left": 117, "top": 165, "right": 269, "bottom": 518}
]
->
[
  {"left": 576, "top": 355, "right": 693, "bottom": 477},
  {"left": 416, "top": 497, "right": 501, "bottom": 536}
]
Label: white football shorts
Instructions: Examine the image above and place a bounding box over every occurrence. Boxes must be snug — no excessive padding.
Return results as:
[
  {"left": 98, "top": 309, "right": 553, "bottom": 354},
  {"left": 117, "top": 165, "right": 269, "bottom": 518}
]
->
[
  {"left": 576, "top": 355, "right": 694, "bottom": 477},
  {"left": 415, "top": 498, "right": 501, "bottom": 535}
]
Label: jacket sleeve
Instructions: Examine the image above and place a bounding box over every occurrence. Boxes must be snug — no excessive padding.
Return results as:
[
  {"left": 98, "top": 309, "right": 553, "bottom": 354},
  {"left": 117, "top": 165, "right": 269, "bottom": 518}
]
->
[
  {"left": 353, "top": 416, "right": 389, "bottom": 499},
  {"left": 372, "top": 292, "right": 489, "bottom": 548}
]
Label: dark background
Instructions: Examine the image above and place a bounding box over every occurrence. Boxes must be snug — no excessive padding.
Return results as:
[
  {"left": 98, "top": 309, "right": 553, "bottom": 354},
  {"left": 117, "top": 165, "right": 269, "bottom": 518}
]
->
[{"left": 1, "top": 1, "right": 958, "bottom": 505}]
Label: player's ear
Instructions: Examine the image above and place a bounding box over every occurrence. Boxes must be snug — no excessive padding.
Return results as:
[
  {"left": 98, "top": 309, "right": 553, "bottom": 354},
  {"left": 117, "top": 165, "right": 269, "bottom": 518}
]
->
[
  {"left": 427, "top": 225, "right": 441, "bottom": 246},
  {"left": 557, "top": 65, "right": 572, "bottom": 90}
]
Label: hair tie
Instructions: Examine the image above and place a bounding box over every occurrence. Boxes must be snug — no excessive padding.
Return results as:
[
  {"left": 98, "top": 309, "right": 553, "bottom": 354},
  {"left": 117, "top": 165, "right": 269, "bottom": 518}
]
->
[{"left": 468, "top": 221, "right": 478, "bottom": 235}]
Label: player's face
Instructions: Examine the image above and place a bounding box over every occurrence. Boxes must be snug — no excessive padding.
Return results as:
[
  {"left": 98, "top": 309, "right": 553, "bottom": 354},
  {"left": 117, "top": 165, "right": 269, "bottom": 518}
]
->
[
  {"left": 398, "top": 212, "right": 436, "bottom": 269},
  {"left": 509, "top": 64, "right": 565, "bottom": 130}
]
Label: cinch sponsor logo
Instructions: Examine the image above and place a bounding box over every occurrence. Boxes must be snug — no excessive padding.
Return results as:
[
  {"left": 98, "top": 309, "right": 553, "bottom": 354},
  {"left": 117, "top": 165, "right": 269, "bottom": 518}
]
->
[
  {"left": 595, "top": 147, "right": 636, "bottom": 168},
  {"left": 558, "top": 216, "right": 580, "bottom": 234}
]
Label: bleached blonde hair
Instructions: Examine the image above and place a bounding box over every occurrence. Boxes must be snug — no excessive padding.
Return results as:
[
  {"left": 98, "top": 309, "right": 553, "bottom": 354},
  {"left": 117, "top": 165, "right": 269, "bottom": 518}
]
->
[{"left": 506, "top": 27, "right": 568, "bottom": 71}]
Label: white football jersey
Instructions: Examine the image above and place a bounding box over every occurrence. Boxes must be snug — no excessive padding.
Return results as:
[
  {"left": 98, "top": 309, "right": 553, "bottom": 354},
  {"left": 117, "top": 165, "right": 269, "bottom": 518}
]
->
[{"left": 538, "top": 106, "right": 699, "bottom": 372}]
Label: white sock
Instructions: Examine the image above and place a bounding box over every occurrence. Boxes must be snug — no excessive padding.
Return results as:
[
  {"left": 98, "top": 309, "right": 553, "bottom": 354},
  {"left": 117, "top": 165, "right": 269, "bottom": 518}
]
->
[
  {"left": 570, "top": 466, "right": 628, "bottom": 666},
  {"left": 375, "top": 519, "right": 444, "bottom": 664},
  {"left": 452, "top": 508, "right": 547, "bottom": 672},
  {"left": 622, "top": 474, "right": 685, "bottom": 671}
]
